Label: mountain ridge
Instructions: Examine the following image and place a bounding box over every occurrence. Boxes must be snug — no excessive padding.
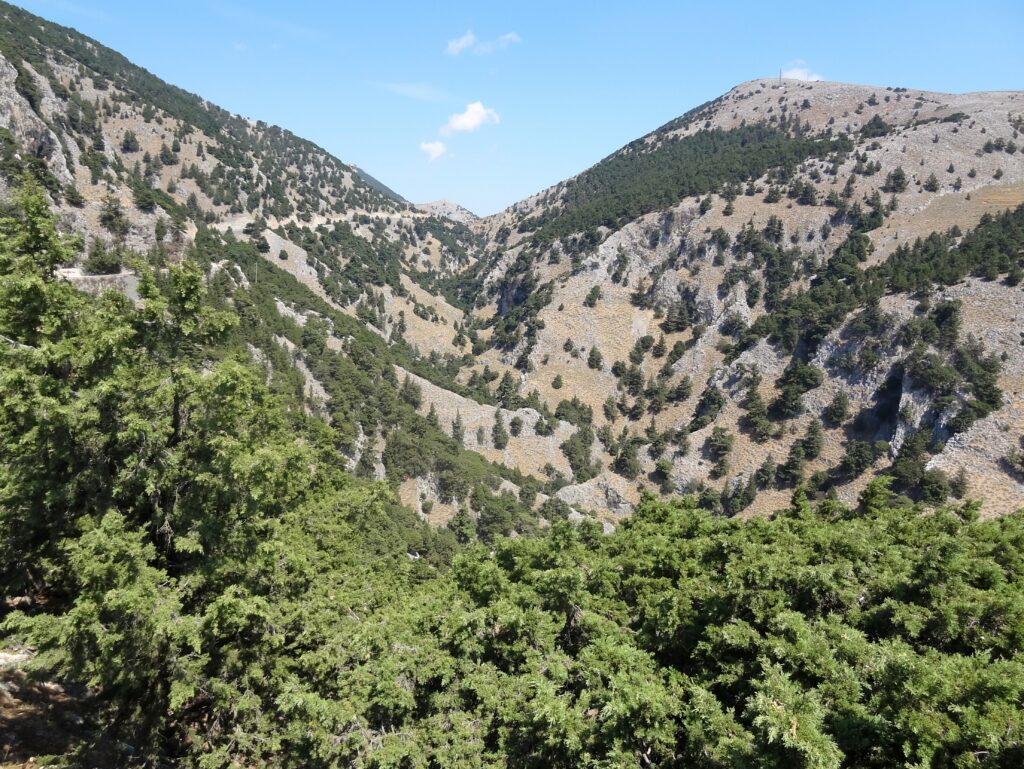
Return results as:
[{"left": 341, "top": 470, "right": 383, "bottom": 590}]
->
[
  {"left": 444, "top": 76, "right": 1024, "bottom": 520},
  {"left": 0, "top": 0, "right": 1022, "bottom": 523}
]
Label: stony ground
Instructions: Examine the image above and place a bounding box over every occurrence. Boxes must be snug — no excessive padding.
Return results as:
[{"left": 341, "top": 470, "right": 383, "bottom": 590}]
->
[{"left": 0, "top": 650, "right": 89, "bottom": 768}]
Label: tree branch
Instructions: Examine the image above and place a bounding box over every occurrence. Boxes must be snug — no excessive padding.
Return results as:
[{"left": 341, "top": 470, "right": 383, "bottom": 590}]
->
[{"left": 0, "top": 334, "right": 33, "bottom": 350}]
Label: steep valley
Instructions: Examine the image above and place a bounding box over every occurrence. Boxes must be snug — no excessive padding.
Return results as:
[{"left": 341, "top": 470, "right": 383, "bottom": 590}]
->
[{"left": 2, "top": 1, "right": 1024, "bottom": 528}]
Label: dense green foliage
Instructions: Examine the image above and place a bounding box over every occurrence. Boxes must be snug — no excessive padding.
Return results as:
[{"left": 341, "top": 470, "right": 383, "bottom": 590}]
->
[{"left": 525, "top": 125, "right": 851, "bottom": 245}]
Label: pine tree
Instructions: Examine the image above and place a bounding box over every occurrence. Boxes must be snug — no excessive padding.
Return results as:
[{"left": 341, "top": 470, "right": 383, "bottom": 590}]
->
[
  {"left": 496, "top": 371, "right": 519, "bottom": 408},
  {"left": 884, "top": 166, "right": 908, "bottom": 192},
  {"left": 121, "top": 129, "right": 140, "bottom": 152},
  {"left": 99, "top": 195, "right": 129, "bottom": 236},
  {"left": 652, "top": 333, "right": 667, "bottom": 358},
  {"left": 824, "top": 391, "right": 850, "bottom": 425},
  {"left": 492, "top": 411, "right": 509, "bottom": 449},
  {"left": 778, "top": 443, "right": 806, "bottom": 487},
  {"left": 400, "top": 374, "right": 422, "bottom": 408},
  {"left": 742, "top": 387, "right": 772, "bottom": 442},
  {"left": 755, "top": 454, "right": 778, "bottom": 488},
  {"left": 451, "top": 411, "right": 464, "bottom": 444},
  {"left": 802, "top": 418, "right": 824, "bottom": 459}
]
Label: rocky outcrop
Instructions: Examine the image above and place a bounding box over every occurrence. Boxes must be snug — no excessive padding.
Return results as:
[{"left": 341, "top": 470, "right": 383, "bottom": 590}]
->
[
  {"left": 0, "top": 54, "right": 73, "bottom": 186},
  {"left": 416, "top": 199, "right": 478, "bottom": 224},
  {"left": 396, "top": 366, "right": 579, "bottom": 480},
  {"left": 556, "top": 473, "right": 638, "bottom": 518},
  {"left": 56, "top": 268, "right": 140, "bottom": 303}
]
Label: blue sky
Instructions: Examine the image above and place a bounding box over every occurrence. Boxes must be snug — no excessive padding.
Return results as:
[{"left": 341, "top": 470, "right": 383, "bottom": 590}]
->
[{"left": 16, "top": 0, "right": 1024, "bottom": 214}]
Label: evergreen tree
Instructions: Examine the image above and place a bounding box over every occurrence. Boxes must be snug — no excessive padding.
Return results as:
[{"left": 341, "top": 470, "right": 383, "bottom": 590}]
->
[
  {"left": 777, "top": 442, "right": 806, "bottom": 487},
  {"left": 823, "top": 391, "right": 850, "bottom": 425},
  {"left": 496, "top": 371, "right": 519, "bottom": 408},
  {"left": 742, "top": 387, "right": 772, "bottom": 442},
  {"left": 99, "top": 195, "right": 129, "bottom": 236},
  {"left": 451, "top": 410, "right": 464, "bottom": 444},
  {"left": 492, "top": 411, "right": 509, "bottom": 449},
  {"left": 121, "top": 129, "right": 140, "bottom": 152},
  {"left": 884, "top": 166, "right": 908, "bottom": 192},
  {"left": 755, "top": 454, "right": 778, "bottom": 488},
  {"left": 613, "top": 437, "right": 642, "bottom": 479},
  {"left": 399, "top": 373, "right": 423, "bottom": 408},
  {"left": 802, "top": 418, "right": 824, "bottom": 459},
  {"left": 652, "top": 333, "right": 667, "bottom": 357}
]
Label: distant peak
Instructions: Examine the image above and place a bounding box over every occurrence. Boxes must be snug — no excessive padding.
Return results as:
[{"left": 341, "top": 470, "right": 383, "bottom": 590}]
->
[{"left": 416, "top": 199, "right": 479, "bottom": 223}]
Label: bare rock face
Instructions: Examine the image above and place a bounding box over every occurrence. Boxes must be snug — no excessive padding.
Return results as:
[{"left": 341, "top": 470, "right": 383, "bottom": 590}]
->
[
  {"left": 556, "top": 474, "right": 638, "bottom": 518},
  {"left": 890, "top": 373, "right": 936, "bottom": 458},
  {"left": 0, "top": 54, "right": 73, "bottom": 185},
  {"left": 56, "top": 268, "right": 140, "bottom": 302},
  {"left": 395, "top": 367, "right": 580, "bottom": 480}
]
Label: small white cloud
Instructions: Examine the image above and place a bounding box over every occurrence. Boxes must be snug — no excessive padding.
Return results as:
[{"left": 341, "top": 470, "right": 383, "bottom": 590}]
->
[
  {"left": 382, "top": 82, "right": 448, "bottom": 102},
  {"left": 232, "top": 41, "right": 249, "bottom": 53},
  {"left": 474, "top": 31, "right": 521, "bottom": 54},
  {"left": 446, "top": 30, "right": 477, "bottom": 55},
  {"left": 441, "top": 101, "right": 500, "bottom": 136},
  {"left": 447, "top": 30, "right": 521, "bottom": 55},
  {"left": 781, "top": 60, "right": 824, "bottom": 81},
  {"left": 420, "top": 141, "right": 447, "bottom": 161}
]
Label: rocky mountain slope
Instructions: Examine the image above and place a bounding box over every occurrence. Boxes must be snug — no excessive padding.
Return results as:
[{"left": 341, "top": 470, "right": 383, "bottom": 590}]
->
[
  {"left": 450, "top": 78, "right": 1024, "bottom": 520},
  {"left": 0, "top": 0, "right": 479, "bottom": 354},
  {"left": 1, "top": 0, "right": 1023, "bottom": 530}
]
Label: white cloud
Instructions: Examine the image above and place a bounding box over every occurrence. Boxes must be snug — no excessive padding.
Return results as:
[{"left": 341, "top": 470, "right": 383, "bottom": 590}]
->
[
  {"left": 440, "top": 102, "right": 500, "bottom": 135},
  {"left": 382, "top": 82, "right": 448, "bottom": 102},
  {"left": 476, "top": 31, "right": 521, "bottom": 54},
  {"left": 232, "top": 41, "right": 249, "bottom": 53},
  {"left": 420, "top": 141, "right": 447, "bottom": 161},
  {"left": 781, "top": 60, "right": 824, "bottom": 81},
  {"left": 446, "top": 30, "right": 521, "bottom": 55},
  {"left": 446, "top": 30, "right": 477, "bottom": 55}
]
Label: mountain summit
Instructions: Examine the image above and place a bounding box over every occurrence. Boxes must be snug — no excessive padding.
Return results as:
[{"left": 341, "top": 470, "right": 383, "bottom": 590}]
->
[{"left": 417, "top": 198, "right": 479, "bottom": 224}]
